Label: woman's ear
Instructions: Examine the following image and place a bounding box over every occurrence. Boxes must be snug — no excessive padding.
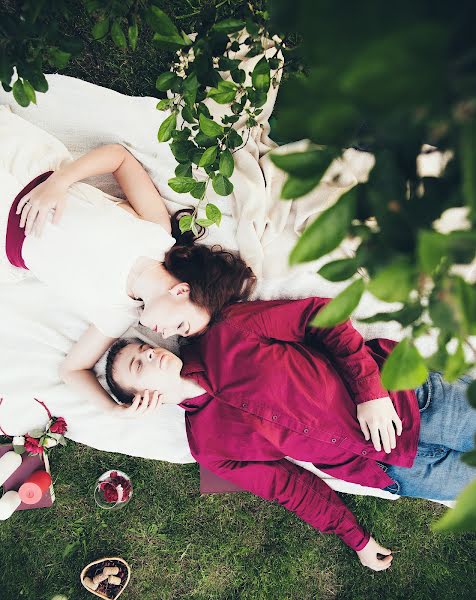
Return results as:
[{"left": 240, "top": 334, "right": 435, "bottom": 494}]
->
[{"left": 169, "top": 282, "right": 190, "bottom": 296}]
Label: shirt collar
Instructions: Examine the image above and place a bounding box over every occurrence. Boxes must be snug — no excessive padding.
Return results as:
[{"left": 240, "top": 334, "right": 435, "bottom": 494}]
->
[{"left": 179, "top": 343, "right": 211, "bottom": 412}]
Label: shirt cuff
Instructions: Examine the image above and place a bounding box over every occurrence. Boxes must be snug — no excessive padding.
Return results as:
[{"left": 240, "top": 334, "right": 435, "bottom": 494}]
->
[
  {"left": 342, "top": 527, "right": 371, "bottom": 551},
  {"left": 352, "top": 375, "right": 388, "bottom": 405}
]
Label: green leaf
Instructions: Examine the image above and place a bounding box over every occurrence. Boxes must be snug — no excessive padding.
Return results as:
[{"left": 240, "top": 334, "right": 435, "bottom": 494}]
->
[
  {"left": 157, "top": 113, "right": 176, "bottom": 142},
  {"left": 468, "top": 380, "right": 476, "bottom": 408},
  {"left": 128, "top": 22, "right": 139, "bottom": 51},
  {"left": 191, "top": 181, "right": 206, "bottom": 200},
  {"left": 381, "top": 338, "right": 428, "bottom": 390},
  {"left": 13, "top": 445, "right": 26, "bottom": 455},
  {"left": 212, "top": 19, "right": 245, "bottom": 33},
  {"left": 168, "top": 177, "right": 196, "bottom": 193},
  {"left": 28, "top": 71, "right": 48, "bottom": 93},
  {"left": 147, "top": 6, "right": 189, "bottom": 47},
  {"left": 460, "top": 119, "right": 476, "bottom": 220},
  {"left": 183, "top": 73, "right": 198, "bottom": 106},
  {"left": 92, "top": 17, "right": 109, "bottom": 40},
  {"left": 227, "top": 129, "right": 243, "bottom": 149},
  {"left": 28, "top": 428, "right": 44, "bottom": 438},
  {"left": 212, "top": 174, "right": 234, "bottom": 197},
  {"left": 63, "top": 540, "right": 81, "bottom": 559},
  {"left": 461, "top": 449, "right": 476, "bottom": 467},
  {"left": 443, "top": 341, "right": 470, "bottom": 382},
  {"left": 368, "top": 256, "right": 415, "bottom": 303},
  {"left": 196, "top": 218, "right": 215, "bottom": 227},
  {"left": 290, "top": 188, "right": 356, "bottom": 264},
  {"left": 219, "top": 149, "right": 234, "bottom": 177},
  {"left": 156, "top": 71, "right": 179, "bottom": 92},
  {"left": 206, "top": 203, "right": 222, "bottom": 226},
  {"left": 318, "top": 258, "right": 358, "bottom": 282},
  {"left": 195, "top": 132, "right": 216, "bottom": 148},
  {"left": 111, "top": 20, "right": 127, "bottom": 48},
  {"left": 433, "top": 479, "right": 476, "bottom": 533},
  {"left": 360, "top": 303, "right": 423, "bottom": 327},
  {"left": 271, "top": 148, "right": 339, "bottom": 179},
  {"left": 207, "top": 80, "right": 237, "bottom": 104},
  {"left": 252, "top": 57, "right": 271, "bottom": 92},
  {"left": 179, "top": 215, "right": 193, "bottom": 233},
  {"left": 22, "top": 80, "right": 36, "bottom": 104},
  {"left": 47, "top": 48, "right": 71, "bottom": 69},
  {"left": 310, "top": 279, "right": 365, "bottom": 328},
  {"left": 182, "top": 105, "right": 196, "bottom": 123},
  {"left": 0, "top": 49, "right": 13, "bottom": 85},
  {"left": 199, "top": 113, "right": 224, "bottom": 137},
  {"left": 175, "top": 162, "right": 192, "bottom": 177},
  {"left": 231, "top": 68, "right": 246, "bottom": 84},
  {"left": 156, "top": 98, "right": 171, "bottom": 111},
  {"left": 281, "top": 174, "right": 323, "bottom": 200},
  {"left": 199, "top": 146, "right": 217, "bottom": 167},
  {"left": 170, "top": 140, "right": 194, "bottom": 163},
  {"left": 417, "top": 230, "right": 448, "bottom": 273}
]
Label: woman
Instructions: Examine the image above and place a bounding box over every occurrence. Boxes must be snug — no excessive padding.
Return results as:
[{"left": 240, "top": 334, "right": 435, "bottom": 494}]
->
[{"left": 0, "top": 107, "right": 255, "bottom": 416}]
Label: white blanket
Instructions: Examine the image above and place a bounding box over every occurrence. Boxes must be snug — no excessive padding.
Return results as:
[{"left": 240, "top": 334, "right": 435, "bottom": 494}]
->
[{"left": 0, "top": 74, "right": 471, "bottom": 506}]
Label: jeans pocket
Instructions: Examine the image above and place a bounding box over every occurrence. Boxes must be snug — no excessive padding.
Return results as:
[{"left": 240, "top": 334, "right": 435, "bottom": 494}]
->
[
  {"left": 416, "top": 373, "right": 433, "bottom": 413},
  {"left": 383, "top": 479, "right": 400, "bottom": 494}
]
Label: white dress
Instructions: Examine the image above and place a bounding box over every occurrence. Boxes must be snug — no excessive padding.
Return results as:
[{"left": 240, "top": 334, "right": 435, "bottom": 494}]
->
[{"left": 0, "top": 106, "right": 175, "bottom": 337}]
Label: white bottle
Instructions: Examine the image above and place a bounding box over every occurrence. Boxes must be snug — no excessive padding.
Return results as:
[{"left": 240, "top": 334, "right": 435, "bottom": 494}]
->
[
  {"left": 0, "top": 451, "right": 22, "bottom": 485},
  {"left": 0, "top": 490, "right": 22, "bottom": 520}
]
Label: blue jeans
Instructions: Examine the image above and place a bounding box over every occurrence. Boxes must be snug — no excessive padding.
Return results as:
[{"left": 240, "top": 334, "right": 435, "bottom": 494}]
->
[{"left": 383, "top": 372, "right": 476, "bottom": 500}]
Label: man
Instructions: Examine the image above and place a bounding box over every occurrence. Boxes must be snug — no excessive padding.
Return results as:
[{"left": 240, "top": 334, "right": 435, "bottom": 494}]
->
[{"left": 105, "top": 298, "right": 475, "bottom": 571}]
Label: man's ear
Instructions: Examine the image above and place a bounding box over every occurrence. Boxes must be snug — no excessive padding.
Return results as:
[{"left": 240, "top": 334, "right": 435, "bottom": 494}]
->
[{"left": 169, "top": 282, "right": 190, "bottom": 297}]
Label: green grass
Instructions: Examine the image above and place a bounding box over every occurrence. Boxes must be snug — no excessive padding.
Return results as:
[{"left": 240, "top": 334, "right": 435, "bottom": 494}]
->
[
  {"left": 0, "top": 441, "right": 475, "bottom": 600},
  {"left": 0, "top": 1, "right": 475, "bottom": 598}
]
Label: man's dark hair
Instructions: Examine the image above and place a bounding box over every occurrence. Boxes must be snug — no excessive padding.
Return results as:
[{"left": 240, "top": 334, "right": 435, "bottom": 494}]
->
[{"left": 105, "top": 338, "right": 138, "bottom": 405}]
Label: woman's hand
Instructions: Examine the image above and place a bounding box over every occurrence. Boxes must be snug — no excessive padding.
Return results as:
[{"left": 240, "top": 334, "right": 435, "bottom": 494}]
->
[
  {"left": 16, "top": 173, "right": 69, "bottom": 236},
  {"left": 357, "top": 396, "right": 403, "bottom": 453},
  {"left": 356, "top": 536, "right": 393, "bottom": 571},
  {"left": 114, "top": 389, "right": 163, "bottom": 419}
]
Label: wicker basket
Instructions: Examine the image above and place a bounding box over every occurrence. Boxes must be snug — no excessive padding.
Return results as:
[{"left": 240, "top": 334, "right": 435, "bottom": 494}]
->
[{"left": 80, "top": 557, "right": 131, "bottom": 599}]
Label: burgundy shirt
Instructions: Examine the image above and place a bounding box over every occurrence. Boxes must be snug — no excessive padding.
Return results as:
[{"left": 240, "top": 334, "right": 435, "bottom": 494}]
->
[{"left": 180, "top": 298, "right": 420, "bottom": 551}]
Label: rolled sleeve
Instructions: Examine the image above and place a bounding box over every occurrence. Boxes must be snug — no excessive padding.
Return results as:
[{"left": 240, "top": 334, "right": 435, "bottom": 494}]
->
[{"left": 201, "top": 456, "right": 370, "bottom": 551}]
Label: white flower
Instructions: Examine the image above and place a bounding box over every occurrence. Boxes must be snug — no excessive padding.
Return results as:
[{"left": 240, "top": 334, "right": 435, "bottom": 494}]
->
[
  {"left": 13, "top": 436, "right": 25, "bottom": 446},
  {"left": 42, "top": 437, "right": 58, "bottom": 449}
]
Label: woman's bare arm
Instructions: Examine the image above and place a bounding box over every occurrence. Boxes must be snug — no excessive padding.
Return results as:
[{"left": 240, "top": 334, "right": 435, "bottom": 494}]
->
[
  {"left": 59, "top": 324, "right": 119, "bottom": 413},
  {"left": 18, "top": 144, "right": 171, "bottom": 235}
]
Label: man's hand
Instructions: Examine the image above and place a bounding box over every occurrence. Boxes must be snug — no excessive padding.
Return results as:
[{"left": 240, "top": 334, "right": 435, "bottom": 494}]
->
[
  {"left": 357, "top": 396, "right": 402, "bottom": 453},
  {"left": 356, "top": 536, "right": 393, "bottom": 571},
  {"left": 114, "top": 389, "right": 162, "bottom": 418}
]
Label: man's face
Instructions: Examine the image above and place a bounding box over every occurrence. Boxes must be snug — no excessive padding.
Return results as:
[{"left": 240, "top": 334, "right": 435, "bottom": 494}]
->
[{"left": 113, "top": 343, "right": 183, "bottom": 399}]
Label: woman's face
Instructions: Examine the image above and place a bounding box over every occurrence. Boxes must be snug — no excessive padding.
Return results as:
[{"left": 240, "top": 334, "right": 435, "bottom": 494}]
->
[{"left": 140, "top": 283, "right": 210, "bottom": 338}]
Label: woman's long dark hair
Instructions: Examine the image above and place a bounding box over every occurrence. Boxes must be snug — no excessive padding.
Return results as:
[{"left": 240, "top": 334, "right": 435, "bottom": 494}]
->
[{"left": 166, "top": 208, "right": 256, "bottom": 325}]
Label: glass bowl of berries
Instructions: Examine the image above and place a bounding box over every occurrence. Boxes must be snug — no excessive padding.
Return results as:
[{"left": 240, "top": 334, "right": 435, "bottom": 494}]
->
[{"left": 93, "top": 470, "right": 132, "bottom": 510}]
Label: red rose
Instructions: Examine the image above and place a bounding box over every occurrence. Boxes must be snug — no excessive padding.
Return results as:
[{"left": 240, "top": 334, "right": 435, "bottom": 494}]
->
[
  {"left": 99, "top": 481, "right": 118, "bottom": 503},
  {"left": 50, "top": 416, "right": 67, "bottom": 435},
  {"left": 110, "top": 474, "right": 132, "bottom": 501},
  {"left": 24, "top": 436, "right": 44, "bottom": 455}
]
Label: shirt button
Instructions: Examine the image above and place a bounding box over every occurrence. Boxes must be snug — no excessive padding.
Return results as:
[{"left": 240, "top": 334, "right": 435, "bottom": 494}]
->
[
  {"left": 242, "top": 403, "right": 247, "bottom": 408},
  {"left": 272, "top": 415, "right": 278, "bottom": 421},
  {"left": 303, "top": 428, "right": 309, "bottom": 434},
  {"left": 331, "top": 438, "right": 337, "bottom": 443},
  {"left": 361, "top": 450, "right": 368, "bottom": 455}
]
